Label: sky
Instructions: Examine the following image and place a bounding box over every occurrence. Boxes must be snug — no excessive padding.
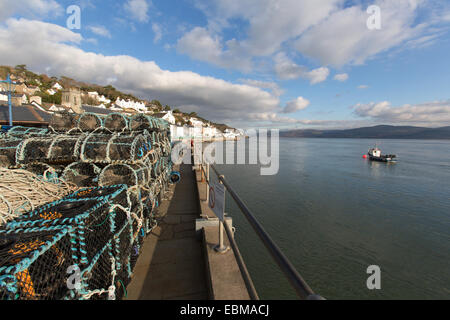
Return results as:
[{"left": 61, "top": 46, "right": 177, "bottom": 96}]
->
[{"left": 0, "top": 0, "right": 449, "bottom": 129}]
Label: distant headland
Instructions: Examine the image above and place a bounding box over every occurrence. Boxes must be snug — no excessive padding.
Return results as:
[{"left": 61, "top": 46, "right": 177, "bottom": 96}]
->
[{"left": 280, "top": 125, "right": 450, "bottom": 139}]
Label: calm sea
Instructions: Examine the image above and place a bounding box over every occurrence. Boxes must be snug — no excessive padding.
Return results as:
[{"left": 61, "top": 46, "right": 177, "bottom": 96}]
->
[{"left": 212, "top": 138, "right": 450, "bottom": 300}]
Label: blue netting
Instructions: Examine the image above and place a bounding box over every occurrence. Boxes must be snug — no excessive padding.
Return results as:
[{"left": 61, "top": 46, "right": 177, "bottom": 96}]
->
[{"left": 0, "top": 115, "right": 174, "bottom": 300}]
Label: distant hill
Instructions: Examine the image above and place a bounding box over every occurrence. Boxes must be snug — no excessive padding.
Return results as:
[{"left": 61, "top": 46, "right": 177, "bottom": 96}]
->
[{"left": 280, "top": 125, "right": 450, "bottom": 139}]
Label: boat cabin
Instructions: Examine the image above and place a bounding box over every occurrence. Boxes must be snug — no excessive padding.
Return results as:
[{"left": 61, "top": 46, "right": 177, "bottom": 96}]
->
[{"left": 369, "top": 148, "right": 381, "bottom": 157}]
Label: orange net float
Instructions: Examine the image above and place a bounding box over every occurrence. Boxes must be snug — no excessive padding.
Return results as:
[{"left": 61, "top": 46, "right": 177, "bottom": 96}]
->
[
  {"left": 39, "top": 211, "right": 63, "bottom": 220},
  {"left": 15, "top": 269, "right": 36, "bottom": 299}
]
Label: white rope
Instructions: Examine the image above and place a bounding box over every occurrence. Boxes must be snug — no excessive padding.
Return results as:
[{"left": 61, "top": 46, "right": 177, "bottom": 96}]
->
[{"left": 0, "top": 167, "right": 78, "bottom": 226}]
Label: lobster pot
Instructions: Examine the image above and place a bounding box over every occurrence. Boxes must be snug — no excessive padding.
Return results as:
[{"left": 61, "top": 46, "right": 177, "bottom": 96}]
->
[
  {"left": 140, "top": 188, "right": 156, "bottom": 231},
  {"left": 14, "top": 135, "right": 82, "bottom": 165},
  {"left": 65, "top": 185, "right": 129, "bottom": 212},
  {"left": 151, "top": 159, "right": 163, "bottom": 179},
  {"left": 49, "top": 112, "right": 79, "bottom": 132},
  {"left": 67, "top": 185, "right": 128, "bottom": 203},
  {"left": 99, "top": 163, "right": 151, "bottom": 188},
  {"left": 151, "top": 131, "right": 159, "bottom": 145},
  {"left": 76, "top": 242, "right": 114, "bottom": 300},
  {"left": 170, "top": 171, "right": 181, "bottom": 184},
  {"left": 126, "top": 187, "right": 143, "bottom": 215},
  {"left": 80, "top": 134, "right": 151, "bottom": 164},
  {"left": 113, "top": 222, "right": 133, "bottom": 296},
  {"left": 62, "top": 162, "right": 102, "bottom": 187},
  {"left": 45, "top": 134, "right": 87, "bottom": 163},
  {"left": 0, "top": 227, "right": 78, "bottom": 300},
  {"left": 21, "top": 163, "right": 58, "bottom": 179},
  {"left": 131, "top": 216, "right": 144, "bottom": 252},
  {"left": 0, "top": 139, "right": 22, "bottom": 168},
  {"left": 10, "top": 185, "right": 129, "bottom": 233},
  {"left": 104, "top": 113, "right": 129, "bottom": 132},
  {"left": 6, "top": 126, "right": 48, "bottom": 138},
  {"left": 14, "top": 137, "right": 54, "bottom": 165},
  {"left": 6, "top": 198, "right": 129, "bottom": 267},
  {"left": 64, "top": 185, "right": 130, "bottom": 226},
  {"left": 129, "top": 114, "right": 155, "bottom": 132},
  {"left": 77, "top": 113, "right": 104, "bottom": 132},
  {"left": 153, "top": 118, "right": 169, "bottom": 132}
]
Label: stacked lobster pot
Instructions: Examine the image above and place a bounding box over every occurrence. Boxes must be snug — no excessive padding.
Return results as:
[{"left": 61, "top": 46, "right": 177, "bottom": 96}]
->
[{"left": 0, "top": 111, "right": 179, "bottom": 300}]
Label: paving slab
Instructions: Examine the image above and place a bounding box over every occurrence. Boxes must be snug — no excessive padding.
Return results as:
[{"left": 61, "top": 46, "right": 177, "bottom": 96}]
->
[{"left": 125, "top": 164, "right": 208, "bottom": 300}]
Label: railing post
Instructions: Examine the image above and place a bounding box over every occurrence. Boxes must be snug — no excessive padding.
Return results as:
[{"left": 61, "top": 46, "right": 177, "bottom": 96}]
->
[
  {"left": 214, "top": 176, "right": 229, "bottom": 254},
  {"left": 205, "top": 163, "right": 210, "bottom": 203}
]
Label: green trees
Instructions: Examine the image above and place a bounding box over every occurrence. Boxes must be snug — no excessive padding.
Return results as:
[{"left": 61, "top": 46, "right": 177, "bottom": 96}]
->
[
  {"left": 37, "top": 90, "right": 62, "bottom": 104},
  {"left": 15, "top": 65, "right": 27, "bottom": 73},
  {"left": 151, "top": 100, "right": 162, "bottom": 107}
]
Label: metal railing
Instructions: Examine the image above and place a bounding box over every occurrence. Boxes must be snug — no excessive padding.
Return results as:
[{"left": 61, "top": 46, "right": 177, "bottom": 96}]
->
[{"left": 199, "top": 163, "right": 324, "bottom": 300}]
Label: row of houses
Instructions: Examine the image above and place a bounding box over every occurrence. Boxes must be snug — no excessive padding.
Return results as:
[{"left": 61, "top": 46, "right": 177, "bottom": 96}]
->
[
  {"left": 0, "top": 76, "right": 242, "bottom": 140},
  {"left": 0, "top": 99, "right": 242, "bottom": 141}
]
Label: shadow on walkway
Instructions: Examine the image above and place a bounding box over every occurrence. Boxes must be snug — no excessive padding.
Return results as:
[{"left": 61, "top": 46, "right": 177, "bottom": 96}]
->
[{"left": 126, "top": 164, "right": 208, "bottom": 300}]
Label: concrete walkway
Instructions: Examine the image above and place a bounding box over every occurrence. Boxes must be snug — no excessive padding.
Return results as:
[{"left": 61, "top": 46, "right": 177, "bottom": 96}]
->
[{"left": 125, "top": 164, "right": 208, "bottom": 300}]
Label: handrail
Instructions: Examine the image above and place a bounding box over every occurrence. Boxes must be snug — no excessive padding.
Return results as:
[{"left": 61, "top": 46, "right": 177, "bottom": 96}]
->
[
  {"left": 200, "top": 164, "right": 260, "bottom": 300},
  {"left": 207, "top": 164, "right": 325, "bottom": 300}
]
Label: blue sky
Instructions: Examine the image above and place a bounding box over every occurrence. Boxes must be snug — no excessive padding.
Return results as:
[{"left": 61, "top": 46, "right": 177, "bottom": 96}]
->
[{"left": 0, "top": 0, "right": 449, "bottom": 129}]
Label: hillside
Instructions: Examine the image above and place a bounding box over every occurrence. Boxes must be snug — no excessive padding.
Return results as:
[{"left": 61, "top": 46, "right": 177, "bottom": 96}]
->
[
  {"left": 280, "top": 125, "right": 450, "bottom": 140},
  {"left": 0, "top": 64, "right": 232, "bottom": 131}
]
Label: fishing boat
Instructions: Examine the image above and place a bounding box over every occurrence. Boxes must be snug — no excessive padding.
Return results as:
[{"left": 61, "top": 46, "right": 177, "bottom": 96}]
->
[{"left": 366, "top": 147, "right": 397, "bottom": 162}]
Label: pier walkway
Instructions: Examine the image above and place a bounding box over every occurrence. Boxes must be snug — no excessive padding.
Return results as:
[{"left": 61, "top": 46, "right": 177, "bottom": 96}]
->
[{"left": 126, "top": 164, "right": 208, "bottom": 300}]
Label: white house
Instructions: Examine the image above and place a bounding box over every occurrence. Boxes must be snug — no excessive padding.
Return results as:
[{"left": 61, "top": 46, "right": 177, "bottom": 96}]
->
[
  {"left": 0, "top": 92, "right": 7, "bottom": 102},
  {"left": 162, "top": 110, "right": 176, "bottom": 125},
  {"left": 190, "top": 117, "right": 204, "bottom": 127},
  {"left": 18, "top": 94, "right": 28, "bottom": 105},
  {"left": 114, "top": 97, "right": 147, "bottom": 113},
  {"left": 88, "top": 91, "right": 99, "bottom": 100},
  {"left": 49, "top": 105, "right": 66, "bottom": 112},
  {"left": 47, "top": 88, "right": 56, "bottom": 96},
  {"left": 52, "top": 82, "right": 63, "bottom": 90},
  {"left": 29, "top": 96, "right": 42, "bottom": 105},
  {"left": 98, "top": 95, "right": 111, "bottom": 104},
  {"left": 202, "top": 126, "right": 218, "bottom": 139},
  {"left": 223, "top": 128, "right": 241, "bottom": 140}
]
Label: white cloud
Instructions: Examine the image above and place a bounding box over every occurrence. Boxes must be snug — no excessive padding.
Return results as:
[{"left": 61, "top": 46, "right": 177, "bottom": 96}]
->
[
  {"left": 177, "top": 27, "right": 252, "bottom": 71},
  {"left": 124, "top": 0, "right": 150, "bottom": 23},
  {"left": 0, "top": 18, "right": 287, "bottom": 127},
  {"left": 0, "top": 0, "right": 62, "bottom": 22},
  {"left": 274, "top": 53, "right": 329, "bottom": 84},
  {"left": 87, "top": 25, "right": 111, "bottom": 38},
  {"left": 283, "top": 97, "right": 310, "bottom": 113},
  {"left": 306, "top": 67, "right": 330, "bottom": 85},
  {"left": 239, "top": 79, "right": 284, "bottom": 97},
  {"left": 185, "top": 0, "right": 447, "bottom": 72},
  {"left": 193, "top": 0, "right": 341, "bottom": 57},
  {"left": 353, "top": 100, "right": 450, "bottom": 126},
  {"left": 296, "top": 0, "right": 429, "bottom": 67},
  {"left": 152, "top": 23, "right": 162, "bottom": 43},
  {"left": 334, "top": 73, "right": 349, "bottom": 82},
  {"left": 358, "top": 85, "right": 369, "bottom": 89}
]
